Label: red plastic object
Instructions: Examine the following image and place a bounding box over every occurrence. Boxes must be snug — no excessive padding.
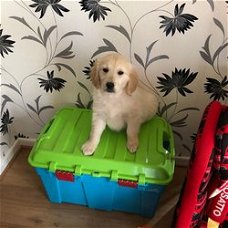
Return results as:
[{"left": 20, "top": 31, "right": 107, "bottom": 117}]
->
[
  {"left": 55, "top": 170, "right": 74, "bottom": 182},
  {"left": 118, "top": 179, "right": 138, "bottom": 188},
  {"left": 207, "top": 181, "right": 228, "bottom": 223},
  {"left": 174, "top": 101, "right": 223, "bottom": 228}
]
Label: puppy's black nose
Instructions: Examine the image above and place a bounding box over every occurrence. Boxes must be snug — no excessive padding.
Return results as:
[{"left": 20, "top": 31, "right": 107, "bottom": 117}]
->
[{"left": 106, "top": 82, "right": 115, "bottom": 92}]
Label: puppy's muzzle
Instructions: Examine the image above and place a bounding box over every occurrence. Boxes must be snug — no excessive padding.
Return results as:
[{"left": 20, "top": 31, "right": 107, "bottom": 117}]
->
[{"left": 106, "top": 82, "right": 115, "bottom": 93}]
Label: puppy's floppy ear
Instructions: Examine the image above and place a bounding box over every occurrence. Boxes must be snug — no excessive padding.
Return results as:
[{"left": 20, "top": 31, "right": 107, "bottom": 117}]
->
[
  {"left": 126, "top": 68, "right": 138, "bottom": 95},
  {"left": 90, "top": 60, "right": 100, "bottom": 89}
]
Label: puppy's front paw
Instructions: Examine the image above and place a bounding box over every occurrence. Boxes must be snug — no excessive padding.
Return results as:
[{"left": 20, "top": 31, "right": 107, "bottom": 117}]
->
[
  {"left": 81, "top": 141, "right": 96, "bottom": 156},
  {"left": 127, "top": 140, "right": 138, "bottom": 153}
]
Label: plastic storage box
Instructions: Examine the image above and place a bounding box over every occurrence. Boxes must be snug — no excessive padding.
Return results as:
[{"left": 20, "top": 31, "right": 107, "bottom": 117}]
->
[{"left": 28, "top": 107, "right": 175, "bottom": 217}]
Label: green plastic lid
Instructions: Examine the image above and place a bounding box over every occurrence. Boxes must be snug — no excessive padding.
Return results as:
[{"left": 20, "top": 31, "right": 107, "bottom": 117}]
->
[{"left": 28, "top": 107, "right": 175, "bottom": 185}]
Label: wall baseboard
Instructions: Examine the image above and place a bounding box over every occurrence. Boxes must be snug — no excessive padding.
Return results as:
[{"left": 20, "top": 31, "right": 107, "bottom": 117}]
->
[
  {"left": 1, "top": 138, "right": 190, "bottom": 176},
  {"left": 175, "top": 156, "right": 190, "bottom": 167},
  {"left": 0, "top": 138, "right": 35, "bottom": 176}
]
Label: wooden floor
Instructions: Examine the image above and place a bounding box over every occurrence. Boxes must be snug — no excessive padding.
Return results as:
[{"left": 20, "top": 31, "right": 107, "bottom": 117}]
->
[{"left": 0, "top": 147, "right": 187, "bottom": 228}]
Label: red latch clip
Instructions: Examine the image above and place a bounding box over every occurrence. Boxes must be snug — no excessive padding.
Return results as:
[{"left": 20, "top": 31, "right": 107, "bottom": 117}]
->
[
  {"left": 55, "top": 170, "right": 74, "bottom": 182},
  {"left": 118, "top": 179, "right": 138, "bottom": 188}
]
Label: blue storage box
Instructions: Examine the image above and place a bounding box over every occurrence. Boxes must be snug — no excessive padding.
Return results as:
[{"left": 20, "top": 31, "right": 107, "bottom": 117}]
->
[{"left": 28, "top": 107, "right": 175, "bottom": 217}]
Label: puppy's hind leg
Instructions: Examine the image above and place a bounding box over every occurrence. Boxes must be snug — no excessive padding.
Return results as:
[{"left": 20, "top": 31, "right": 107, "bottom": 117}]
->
[
  {"left": 81, "top": 117, "right": 106, "bottom": 156},
  {"left": 126, "top": 119, "right": 141, "bottom": 153}
]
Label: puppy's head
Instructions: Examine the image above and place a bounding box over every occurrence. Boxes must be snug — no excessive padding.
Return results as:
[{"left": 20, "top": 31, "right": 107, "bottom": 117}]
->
[{"left": 90, "top": 53, "right": 138, "bottom": 95}]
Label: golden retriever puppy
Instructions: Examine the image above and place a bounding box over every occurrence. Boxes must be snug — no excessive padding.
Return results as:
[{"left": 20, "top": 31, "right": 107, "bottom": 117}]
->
[{"left": 82, "top": 53, "right": 158, "bottom": 155}]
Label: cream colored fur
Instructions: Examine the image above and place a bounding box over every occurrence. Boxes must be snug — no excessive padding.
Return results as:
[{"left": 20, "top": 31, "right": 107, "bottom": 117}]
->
[{"left": 82, "top": 53, "right": 158, "bottom": 155}]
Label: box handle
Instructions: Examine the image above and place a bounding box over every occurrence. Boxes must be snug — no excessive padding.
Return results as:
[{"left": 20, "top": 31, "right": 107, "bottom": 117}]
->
[
  {"left": 118, "top": 179, "right": 138, "bottom": 188},
  {"left": 162, "top": 130, "right": 174, "bottom": 160},
  {"left": 162, "top": 131, "right": 170, "bottom": 152},
  {"left": 55, "top": 170, "right": 74, "bottom": 182}
]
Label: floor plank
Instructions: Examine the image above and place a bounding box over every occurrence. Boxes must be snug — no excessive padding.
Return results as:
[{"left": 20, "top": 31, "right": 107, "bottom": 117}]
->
[{"left": 0, "top": 147, "right": 187, "bottom": 228}]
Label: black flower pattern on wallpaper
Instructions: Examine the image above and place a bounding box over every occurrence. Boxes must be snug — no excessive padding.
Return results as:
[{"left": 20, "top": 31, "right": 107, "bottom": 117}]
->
[
  {"left": 0, "top": 28, "right": 15, "bottom": 58},
  {"left": 79, "top": 0, "right": 111, "bottom": 22},
  {"left": 157, "top": 68, "right": 199, "bottom": 153},
  {"left": 29, "top": 0, "right": 69, "bottom": 18},
  {"left": 82, "top": 59, "right": 95, "bottom": 79},
  {"left": 157, "top": 68, "right": 198, "bottom": 96},
  {"left": 1, "top": 0, "right": 227, "bottom": 160},
  {"left": 0, "top": 109, "right": 14, "bottom": 135},
  {"left": 199, "top": 18, "right": 228, "bottom": 101},
  {"left": 38, "top": 70, "right": 66, "bottom": 93},
  {"left": 14, "top": 133, "right": 29, "bottom": 140},
  {"left": 75, "top": 59, "right": 95, "bottom": 109},
  {"left": 204, "top": 77, "right": 228, "bottom": 101},
  {"left": 160, "top": 4, "right": 198, "bottom": 36},
  {"left": 1, "top": 0, "right": 83, "bottom": 155}
]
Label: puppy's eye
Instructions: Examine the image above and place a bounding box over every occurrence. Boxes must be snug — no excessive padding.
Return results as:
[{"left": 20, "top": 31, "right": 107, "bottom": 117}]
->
[
  {"left": 118, "top": 70, "right": 124, "bottom": 75},
  {"left": 103, "top": 68, "right": 109, "bottom": 73}
]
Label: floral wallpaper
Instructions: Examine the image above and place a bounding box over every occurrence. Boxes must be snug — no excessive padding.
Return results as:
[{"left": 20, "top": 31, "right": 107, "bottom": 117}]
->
[{"left": 1, "top": 0, "right": 227, "bottom": 172}]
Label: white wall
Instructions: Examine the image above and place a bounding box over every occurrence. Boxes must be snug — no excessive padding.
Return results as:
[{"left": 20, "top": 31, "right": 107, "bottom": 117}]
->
[{"left": 1, "top": 0, "right": 227, "bottom": 173}]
